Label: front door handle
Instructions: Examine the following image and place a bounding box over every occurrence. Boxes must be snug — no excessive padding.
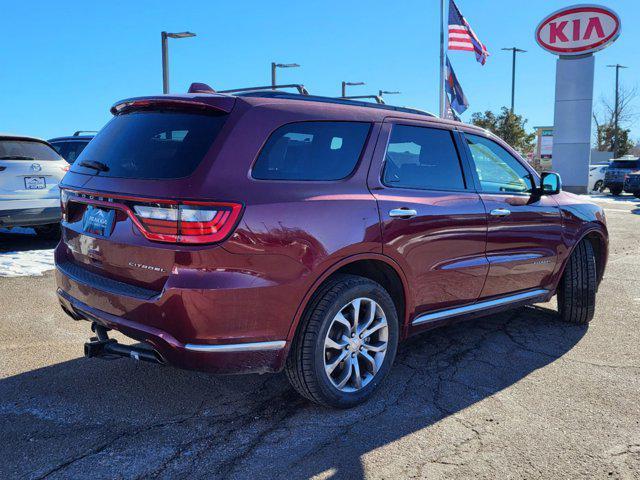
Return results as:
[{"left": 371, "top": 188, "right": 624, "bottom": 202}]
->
[
  {"left": 490, "top": 208, "right": 511, "bottom": 217},
  {"left": 389, "top": 208, "right": 418, "bottom": 218}
]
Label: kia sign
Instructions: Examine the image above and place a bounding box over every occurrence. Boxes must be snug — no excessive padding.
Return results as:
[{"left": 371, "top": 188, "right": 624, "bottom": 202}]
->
[{"left": 536, "top": 5, "right": 620, "bottom": 56}]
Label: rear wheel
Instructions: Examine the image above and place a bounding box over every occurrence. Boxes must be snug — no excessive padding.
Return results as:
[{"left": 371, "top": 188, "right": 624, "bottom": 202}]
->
[
  {"left": 593, "top": 180, "right": 603, "bottom": 192},
  {"left": 557, "top": 240, "right": 597, "bottom": 324},
  {"left": 285, "top": 274, "right": 399, "bottom": 408},
  {"left": 34, "top": 224, "right": 61, "bottom": 240},
  {"left": 634, "top": 192, "right": 640, "bottom": 199},
  {"left": 610, "top": 187, "right": 623, "bottom": 196}
]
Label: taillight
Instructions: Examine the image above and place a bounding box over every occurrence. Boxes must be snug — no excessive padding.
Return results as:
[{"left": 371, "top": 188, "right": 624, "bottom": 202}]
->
[
  {"left": 132, "top": 201, "right": 242, "bottom": 244},
  {"left": 60, "top": 188, "right": 70, "bottom": 221}
]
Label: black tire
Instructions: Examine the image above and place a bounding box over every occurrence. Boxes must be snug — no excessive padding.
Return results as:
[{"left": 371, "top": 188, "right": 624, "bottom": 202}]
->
[
  {"left": 593, "top": 180, "right": 603, "bottom": 192},
  {"left": 285, "top": 274, "right": 399, "bottom": 408},
  {"left": 634, "top": 192, "right": 640, "bottom": 199},
  {"left": 557, "top": 240, "right": 597, "bottom": 324},
  {"left": 610, "top": 187, "right": 623, "bottom": 196},
  {"left": 34, "top": 223, "right": 61, "bottom": 240}
]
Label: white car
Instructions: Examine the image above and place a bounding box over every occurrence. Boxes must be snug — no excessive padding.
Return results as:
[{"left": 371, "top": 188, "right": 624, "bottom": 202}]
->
[
  {"left": 589, "top": 163, "right": 608, "bottom": 192},
  {"left": 0, "top": 134, "right": 69, "bottom": 238}
]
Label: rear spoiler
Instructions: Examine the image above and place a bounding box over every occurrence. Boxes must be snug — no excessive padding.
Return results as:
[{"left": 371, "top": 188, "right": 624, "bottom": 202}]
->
[{"left": 110, "top": 96, "right": 235, "bottom": 115}]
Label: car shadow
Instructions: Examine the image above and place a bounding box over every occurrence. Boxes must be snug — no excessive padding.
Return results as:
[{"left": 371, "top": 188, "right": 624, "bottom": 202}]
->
[
  {"left": 0, "top": 304, "right": 587, "bottom": 479},
  {"left": 0, "top": 228, "right": 58, "bottom": 252}
]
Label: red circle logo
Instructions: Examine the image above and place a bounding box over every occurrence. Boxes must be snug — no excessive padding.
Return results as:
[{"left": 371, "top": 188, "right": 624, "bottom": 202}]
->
[{"left": 535, "top": 5, "right": 621, "bottom": 55}]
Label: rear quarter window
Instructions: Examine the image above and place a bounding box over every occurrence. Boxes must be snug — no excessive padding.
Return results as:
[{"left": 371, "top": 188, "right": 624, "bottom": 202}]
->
[
  {"left": 70, "top": 111, "right": 227, "bottom": 179},
  {"left": 252, "top": 121, "right": 371, "bottom": 181}
]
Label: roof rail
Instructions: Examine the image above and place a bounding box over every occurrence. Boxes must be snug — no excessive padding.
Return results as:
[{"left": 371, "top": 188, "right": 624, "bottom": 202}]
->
[
  {"left": 235, "top": 91, "right": 436, "bottom": 118},
  {"left": 219, "top": 84, "right": 310, "bottom": 95},
  {"left": 340, "top": 95, "right": 385, "bottom": 105},
  {"left": 73, "top": 131, "right": 97, "bottom": 136}
]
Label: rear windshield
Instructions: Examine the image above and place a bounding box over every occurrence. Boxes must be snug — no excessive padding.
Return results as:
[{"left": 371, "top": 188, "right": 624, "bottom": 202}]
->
[
  {"left": 71, "top": 111, "right": 227, "bottom": 179},
  {"left": 0, "top": 140, "right": 62, "bottom": 161},
  {"left": 51, "top": 140, "right": 90, "bottom": 164},
  {"left": 610, "top": 160, "right": 640, "bottom": 169}
]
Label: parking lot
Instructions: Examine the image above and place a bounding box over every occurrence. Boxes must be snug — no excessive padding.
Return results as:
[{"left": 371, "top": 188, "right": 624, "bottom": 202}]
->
[{"left": 1, "top": 195, "right": 639, "bottom": 479}]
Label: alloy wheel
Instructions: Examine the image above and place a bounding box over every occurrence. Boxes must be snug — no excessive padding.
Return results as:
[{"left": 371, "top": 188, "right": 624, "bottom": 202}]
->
[{"left": 323, "top": 297, "right": 389, "bottom": 392}]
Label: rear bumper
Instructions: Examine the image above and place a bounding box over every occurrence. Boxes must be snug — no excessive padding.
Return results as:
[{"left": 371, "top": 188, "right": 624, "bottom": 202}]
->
[
  {"left": 57, "top": 288, "right": 287, "bottom": 374},
  {"left": 0, "top": 206, "right": 61, "bottom": 227}
]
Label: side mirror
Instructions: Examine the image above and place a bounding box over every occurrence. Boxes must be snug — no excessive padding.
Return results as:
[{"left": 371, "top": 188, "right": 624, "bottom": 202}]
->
[{"left": 540, "top": 172, "right": 562, "bottom": 195}]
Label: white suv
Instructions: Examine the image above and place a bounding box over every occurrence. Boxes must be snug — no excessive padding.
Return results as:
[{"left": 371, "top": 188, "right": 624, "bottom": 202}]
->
[{"left": 0, "top": 134, "right": 69, "bottom": 238}]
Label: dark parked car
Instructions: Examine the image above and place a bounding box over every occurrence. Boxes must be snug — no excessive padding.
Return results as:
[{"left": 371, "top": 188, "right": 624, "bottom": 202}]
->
[
  {"left": 48, "top": 131, "right": 96, "bottom": 164},
  {"left": 55, "top": 89, "right": 608, "bottom": 407},
  {"left": 604, "top": 156, "right": 640, "bottom": 195},
  {"left": 623, "top": 170, "right": 640, "bottom": 197}
]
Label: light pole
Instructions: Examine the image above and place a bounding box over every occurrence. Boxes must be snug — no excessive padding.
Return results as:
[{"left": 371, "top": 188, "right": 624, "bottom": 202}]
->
[
  {"left": 161, "top": 31, "right": 196, "bottom": 94},
  {"left": 607, "top": 64, "right": 628, "bottom": 157},
  {"left": 341, "top": 81, "right": 365, "bottom": 98},
  {"left": 501, "top": 47, "right": 526, "bottom": 113},
  {"left": 271, "top": 63, "right": 300, "bottom": 89}
]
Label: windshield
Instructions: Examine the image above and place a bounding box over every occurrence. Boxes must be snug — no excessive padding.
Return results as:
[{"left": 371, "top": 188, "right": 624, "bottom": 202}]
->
[
  {"left": 51, "top": 140, "right": 91, "bottom": 164},
  {"left": 71, "top": 111, "right": 228, "bottom": 179},
  {"left": 0, "top": 140, "right": 62, "bottom": 160}
]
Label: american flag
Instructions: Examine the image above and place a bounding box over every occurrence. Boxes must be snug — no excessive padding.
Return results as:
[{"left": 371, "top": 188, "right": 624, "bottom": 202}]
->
[{"left": 448, "top": 0, "right": 489, "bottom": 65}]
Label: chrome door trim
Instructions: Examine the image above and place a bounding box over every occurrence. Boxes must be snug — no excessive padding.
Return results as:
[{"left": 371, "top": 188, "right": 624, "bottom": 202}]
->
[
  {"left": 411, "top": 289, "right": 548, "bottom": 326},
  {"left": 184, "top": 340, "right": 286, "bottom": 352}
]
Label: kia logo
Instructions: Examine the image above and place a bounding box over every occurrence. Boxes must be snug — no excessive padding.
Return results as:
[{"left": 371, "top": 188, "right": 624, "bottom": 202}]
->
[
  {"left": 535, "top": 5, "right": 621, "bottom": 56},
  {"left": 30, "top": 163, "right": 42, "bottom": 172}
]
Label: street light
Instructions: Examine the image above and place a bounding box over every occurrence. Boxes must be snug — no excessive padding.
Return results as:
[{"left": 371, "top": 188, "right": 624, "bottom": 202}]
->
[
  {"left": 501, "top": 47, "right": 526, "bottom": 113},
  {"left": 271, "top": 63, "right": 300, "bottom": 89},
  {"left": 161, "top": 31, "right": 196, "bottom": 94},
  {"left": 341, "top": 81, "right": 365, "bottom": 98},
  {"left": 607, "top": 64, "right": 628, "bottom": 157}
]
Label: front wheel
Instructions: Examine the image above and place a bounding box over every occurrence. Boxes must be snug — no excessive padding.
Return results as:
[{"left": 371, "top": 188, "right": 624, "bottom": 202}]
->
[
  {"left": 557, "top": 240, "right": 597, "bottom": 324},
  {"left": 285, "top": 274, "right": 399, "bottom": 408},
  {"left": 593, "top": 180, "right": 603, "bottom": 192}
]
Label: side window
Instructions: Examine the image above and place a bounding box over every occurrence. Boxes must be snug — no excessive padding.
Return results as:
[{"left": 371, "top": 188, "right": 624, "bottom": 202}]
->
[
  {"left": 465, "top": 134, "right": 534, "bottom": 194},
  {"left": 252, "top": 121, "right": 371, "bottom": 181},
  {"left": 382, "top": 125, "right": 465, "bottom": 190}
]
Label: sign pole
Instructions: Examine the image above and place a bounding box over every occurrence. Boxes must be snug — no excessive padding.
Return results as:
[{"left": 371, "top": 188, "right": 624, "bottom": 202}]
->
[{"left": 536, "top": 4, "right": 621, "bottom": 193}]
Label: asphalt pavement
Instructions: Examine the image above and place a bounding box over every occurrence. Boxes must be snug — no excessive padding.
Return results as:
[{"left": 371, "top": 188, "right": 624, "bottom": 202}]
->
[{"left": 1, "top": 195, "right": 639, "bottom": 479}]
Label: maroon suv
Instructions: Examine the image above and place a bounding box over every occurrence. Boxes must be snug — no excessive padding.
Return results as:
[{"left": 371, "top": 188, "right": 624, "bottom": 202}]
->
[{"left": 56, "top": 89, "right": 608, "bottom": 407}]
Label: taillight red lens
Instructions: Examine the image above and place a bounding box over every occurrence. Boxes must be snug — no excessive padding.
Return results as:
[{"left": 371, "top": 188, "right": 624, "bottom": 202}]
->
[{"left": 132, "top": 201, "right": 242, "bottom": 244}]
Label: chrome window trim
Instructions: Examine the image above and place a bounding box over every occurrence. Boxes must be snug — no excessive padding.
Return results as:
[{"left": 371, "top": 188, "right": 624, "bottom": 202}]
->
[{"left": 412, "top": 289, "right": 548, "bottom": 326}]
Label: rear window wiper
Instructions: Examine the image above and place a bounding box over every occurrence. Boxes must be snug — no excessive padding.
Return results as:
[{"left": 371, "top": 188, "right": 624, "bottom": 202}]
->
[
  {"left": 0, "top": 155, "right": 36, "bottom": 160},
  {"left": 78, "top": 160, "right": 110, "bottom": 172}
]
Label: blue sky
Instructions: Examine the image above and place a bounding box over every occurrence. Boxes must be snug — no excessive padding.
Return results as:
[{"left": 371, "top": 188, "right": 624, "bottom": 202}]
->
[{"left": 1, "top": 0, "right": 636, "bottom": 141}]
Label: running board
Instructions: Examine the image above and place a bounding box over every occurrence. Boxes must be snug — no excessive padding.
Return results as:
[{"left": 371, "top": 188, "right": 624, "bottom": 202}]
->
[{"left": 412, "top": 289, "right": 549, "bottom": 326}]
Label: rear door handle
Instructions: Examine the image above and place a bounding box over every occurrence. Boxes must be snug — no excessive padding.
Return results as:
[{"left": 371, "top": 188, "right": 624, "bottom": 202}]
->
[
  {"left": 490, "top": 208, "right": 511, "bottom": 217},
  {"left": 389, "top": 208, "right": 418, "bottom": 218}
]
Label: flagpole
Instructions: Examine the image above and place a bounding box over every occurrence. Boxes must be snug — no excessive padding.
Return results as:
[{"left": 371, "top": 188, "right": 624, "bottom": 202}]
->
[{"left": 439, "top": 0, "right": 446, "bottom": 118}]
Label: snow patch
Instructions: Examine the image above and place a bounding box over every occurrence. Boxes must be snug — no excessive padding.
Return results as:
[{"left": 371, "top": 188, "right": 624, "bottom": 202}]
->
[
  {"left": 0, "top": 249, "right": 54, "bottom": 277},
  {"left": 583, "top": 194, "right": 639, "bottom": 206}
]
